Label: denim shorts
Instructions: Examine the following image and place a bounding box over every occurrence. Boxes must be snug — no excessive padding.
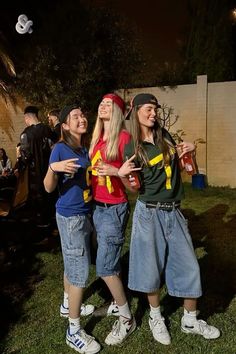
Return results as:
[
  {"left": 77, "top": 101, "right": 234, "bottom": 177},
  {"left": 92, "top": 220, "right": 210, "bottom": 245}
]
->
[
  {"left": 93, "top": 202, "right": 129, "bottom": 277},
  {"left": 128, "top": 200, "right": 202, "bottom": 298},
  {"left": 56, "top": 212, "right": 93, "bottom": 288}
]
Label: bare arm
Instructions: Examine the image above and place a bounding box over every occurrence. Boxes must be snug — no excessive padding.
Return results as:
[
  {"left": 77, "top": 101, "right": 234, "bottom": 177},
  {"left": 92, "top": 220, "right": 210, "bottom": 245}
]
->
[
  {"left": 44, "top": 164, "right": 59, "bottom": 193},
  {"left": 44, "top": 158, "right": 80, "bottom": 193}
]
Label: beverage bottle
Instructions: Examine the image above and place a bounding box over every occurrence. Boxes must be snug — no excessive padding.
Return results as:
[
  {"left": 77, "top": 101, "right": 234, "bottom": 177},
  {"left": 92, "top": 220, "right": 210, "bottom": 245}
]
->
[
  {"left": 182, "top": 152, "right": 196, "bottom": 175},
  {"left": 65, "top": 169, "right": 77, "bottom": 179},
  {"left": 128, "top": 171, "right": 141, "bottom": 189},
  {"left": 125, "top": 156, "right": 140, "bottom": 189},
  {"left": 95, "top": 158, "right": 106, "bottom": 186},
  {"left": 64, "top": 172, "right": 74, "bottom": 179}
]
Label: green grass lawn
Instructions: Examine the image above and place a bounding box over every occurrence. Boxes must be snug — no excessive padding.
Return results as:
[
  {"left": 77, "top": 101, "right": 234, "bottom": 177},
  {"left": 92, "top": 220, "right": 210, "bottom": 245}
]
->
[{"left": 1, "top": 183, "right": 236, "bottom": 353}]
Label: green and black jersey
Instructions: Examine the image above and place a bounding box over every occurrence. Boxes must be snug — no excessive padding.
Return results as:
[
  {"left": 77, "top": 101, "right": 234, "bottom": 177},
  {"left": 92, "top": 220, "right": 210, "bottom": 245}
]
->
[{"left": 124, "top": 129, "right": 184, "bottom": 203}]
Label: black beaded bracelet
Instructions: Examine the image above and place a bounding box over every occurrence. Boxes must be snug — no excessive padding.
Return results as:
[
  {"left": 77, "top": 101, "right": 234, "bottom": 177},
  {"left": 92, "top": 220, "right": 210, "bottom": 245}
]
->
[{"left": 49, "top": 164, "right": 57, "bottom": 174}]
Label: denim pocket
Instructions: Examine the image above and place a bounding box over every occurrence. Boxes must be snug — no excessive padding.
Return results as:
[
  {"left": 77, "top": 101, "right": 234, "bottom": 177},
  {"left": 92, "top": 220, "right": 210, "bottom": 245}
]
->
[
  {"left": 114, "top": 202, "right": 130, "bottom": 230},
  {"left": 136, "top": 202, "right": 154, "bottom": 222},
  {"left": 104, "top": 235, "right": 124, "bottom": 271}
]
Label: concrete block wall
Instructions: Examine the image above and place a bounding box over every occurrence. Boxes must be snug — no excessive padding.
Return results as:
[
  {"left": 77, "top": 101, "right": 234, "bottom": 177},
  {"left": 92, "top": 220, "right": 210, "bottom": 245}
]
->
[
  {"left": 1, "top": 76, "right": 236, "bottom": 187},
  {"left": 207, "top": 81, "right": 236, "bottom": 187},
  {"left": 119, "top": 75, "right": 236, "bottom": 188}
]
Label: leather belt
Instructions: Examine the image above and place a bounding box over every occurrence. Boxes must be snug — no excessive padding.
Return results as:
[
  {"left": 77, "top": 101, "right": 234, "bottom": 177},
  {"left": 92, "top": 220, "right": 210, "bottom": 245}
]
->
[
  {"left": 144, "top": 201, "right": 180, "bottom": 211},
  {"left": 95, "top": 201, "right": 120, "bottom": 208}
]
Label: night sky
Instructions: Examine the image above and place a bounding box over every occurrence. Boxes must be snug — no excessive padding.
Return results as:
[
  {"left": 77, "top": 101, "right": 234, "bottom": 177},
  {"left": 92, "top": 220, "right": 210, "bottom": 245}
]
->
[
  {"left": 92, "top": 0, "right": 189, "bottom": 63},
  {"left": 1, "top": 0, "right": 189, "bottom": 68}
]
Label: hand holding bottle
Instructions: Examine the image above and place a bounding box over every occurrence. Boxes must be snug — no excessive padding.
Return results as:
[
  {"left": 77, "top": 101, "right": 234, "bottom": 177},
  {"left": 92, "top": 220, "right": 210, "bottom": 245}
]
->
[
  {"left": 50, "top": 158, "right": 81, "bottom": 177},
  {"left": 176, "top": 142, "right": 196, "bottom": 175},
  {"left": 118, "top": 155, "right": 141, "bottom": 189},
  {"left": 94, "top": 158, "right": 106, "bottom": 186}
]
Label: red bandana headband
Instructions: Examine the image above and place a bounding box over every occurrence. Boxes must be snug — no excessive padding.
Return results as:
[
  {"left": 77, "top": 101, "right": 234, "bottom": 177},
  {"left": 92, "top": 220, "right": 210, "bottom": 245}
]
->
[{"left": 103, "top": 93, "right": 125, "bottom": 114}]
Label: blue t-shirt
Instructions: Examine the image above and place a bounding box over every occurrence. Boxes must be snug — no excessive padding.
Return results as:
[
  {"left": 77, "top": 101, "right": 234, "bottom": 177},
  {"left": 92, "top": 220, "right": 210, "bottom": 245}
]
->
[{"left": 49, "top": 142, "right": 92, "bottom": 217}]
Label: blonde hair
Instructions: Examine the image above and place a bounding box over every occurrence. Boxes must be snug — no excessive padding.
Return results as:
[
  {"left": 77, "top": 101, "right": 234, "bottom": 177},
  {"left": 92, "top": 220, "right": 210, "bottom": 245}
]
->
[
  {"left": 89, "top": 102, "right": 125, "bottom": 161},
  {"left": 129, "top": 106, "right": 174, "bottom": 167}
]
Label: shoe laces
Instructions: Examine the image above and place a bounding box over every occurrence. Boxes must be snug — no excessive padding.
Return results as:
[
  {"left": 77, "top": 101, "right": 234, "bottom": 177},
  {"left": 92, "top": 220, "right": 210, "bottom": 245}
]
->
[
  {"left": 73, "top": 329, "right": 93, "bottom": 345},
  {"left": 150, "top": 317, "right": 167, "bottom": 333},
  {"left": 195, "top": 320, "right": 212, "bottom": 335},
  {"left": 111, "top": 320, "right": 121, "bottom": 336},
  {"left": 111, "top": 318, "right": 132, "bottom": 337}
]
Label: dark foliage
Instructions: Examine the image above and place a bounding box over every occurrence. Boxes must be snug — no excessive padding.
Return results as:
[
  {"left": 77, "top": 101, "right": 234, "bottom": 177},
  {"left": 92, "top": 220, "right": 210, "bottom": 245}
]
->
[{"left": 3, "top": 0, "right": 145, "bottom": 113}]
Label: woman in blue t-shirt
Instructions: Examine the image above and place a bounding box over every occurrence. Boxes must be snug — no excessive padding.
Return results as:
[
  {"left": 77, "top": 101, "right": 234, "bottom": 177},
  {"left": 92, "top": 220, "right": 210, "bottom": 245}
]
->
[{"left": 44, "top": 104, "right": 100, "bottom": 354}]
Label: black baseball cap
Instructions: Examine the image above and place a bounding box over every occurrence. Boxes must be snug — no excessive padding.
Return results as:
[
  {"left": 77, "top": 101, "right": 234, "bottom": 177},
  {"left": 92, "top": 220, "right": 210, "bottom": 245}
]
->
[
  {"left": 59, "top": 103, "right": 81, "bottom": 124},
  {"left": 125, "top": 93, "right": 161, "bottom": 120}
]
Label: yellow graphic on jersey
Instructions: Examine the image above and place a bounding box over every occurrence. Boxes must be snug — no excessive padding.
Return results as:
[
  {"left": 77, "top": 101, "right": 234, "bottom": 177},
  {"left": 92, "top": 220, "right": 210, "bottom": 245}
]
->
[
  {"left": 148, "top": 148, "right": 175, "bottom": 190},
  {"left": 91, "top": 150, "right": 114, "bottom": 193}
]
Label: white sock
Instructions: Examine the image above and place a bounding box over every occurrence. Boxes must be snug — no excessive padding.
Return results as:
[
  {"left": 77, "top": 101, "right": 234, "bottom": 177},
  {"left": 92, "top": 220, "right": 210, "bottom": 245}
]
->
[
  {"left": 63, "top": 292, "right": 69, "bottom": 308},
  {"left": 118, "top": 302, "right": 132, "bottom": 320},
  {"left": 183, "top": 308, "right": 197, "bottom": 326},
  {"left": 149, "top": 305, "right": 162, "bottom": 320},
  {"left": 69, "top": 317, "right": 80, "bottom": 334}
]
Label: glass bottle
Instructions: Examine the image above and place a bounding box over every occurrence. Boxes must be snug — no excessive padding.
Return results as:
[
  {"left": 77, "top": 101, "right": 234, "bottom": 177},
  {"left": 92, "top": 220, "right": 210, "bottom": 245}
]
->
[
  {"left": 128, "top": 172, "right": 140, "bottom": 189},
  {"left": 182, "top": 152, "right": 196, "bottom": 175},
  {"left": 125, "top": 156, "right": 140, "bottom": 189},
  {"left": 95, "top": 158, "right": 106, "bottom": 186}
]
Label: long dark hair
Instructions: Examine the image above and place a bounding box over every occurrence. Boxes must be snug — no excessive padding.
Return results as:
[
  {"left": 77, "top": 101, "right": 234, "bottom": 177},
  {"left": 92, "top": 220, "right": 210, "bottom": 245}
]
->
[
  {"left": 0, "top": 148, "right": 8, "bottom": 167},
  {"left": 60, "top": 112, "right": 89, "bottom": 151},
  {"left": 129, "top": 107, "right": 175, "bottom": 167}
]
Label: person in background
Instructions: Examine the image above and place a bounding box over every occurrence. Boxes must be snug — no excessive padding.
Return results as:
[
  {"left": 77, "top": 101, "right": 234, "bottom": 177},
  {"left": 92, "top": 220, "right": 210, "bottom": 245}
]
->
[
  {"left": 89, "top": 93, "right": 137, "bottom": 346},
  {"left": 19, "top": 105, "right": 54, "bottom": 227},
  {"left": 44, "top": 104, "right": 100, "bottom": 354},
  {"left": 12, "top": 143, "right": 23, "bottom": 176},
  {"left": 48, "top": 109, "right": 61, "bottom": 143},
  {"left": 0, "top": 148, "right": 12, "bottom": 175},
  {"left": 0, "top": 148, "right": 15, "bottom": 198},
  {"left": 119, "top": 93, "right": 220, "bottom": 345}
]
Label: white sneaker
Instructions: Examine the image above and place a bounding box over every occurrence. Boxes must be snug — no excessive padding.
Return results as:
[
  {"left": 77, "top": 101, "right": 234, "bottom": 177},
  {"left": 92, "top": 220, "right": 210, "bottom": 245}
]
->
[
  {"left": 66, "top": 328, "right": 101, "bottom": 353},
  {"left": 105, "top": 316, "right": 136, "bottom": 346},
  {"left": 106, "top": 301, "right": 119, "bottom": 316},
  {"left": 181, "top": 317, "right": 220, "bottom": 339},
  {"left": 80, "top": 304, "right": 95, "bottom": 316},
  {"left": 149, "top": 316, "right": 171, "bottom": 345},
  {"left": 60, "top": 303, "right": 95, "bottom": 318}
]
